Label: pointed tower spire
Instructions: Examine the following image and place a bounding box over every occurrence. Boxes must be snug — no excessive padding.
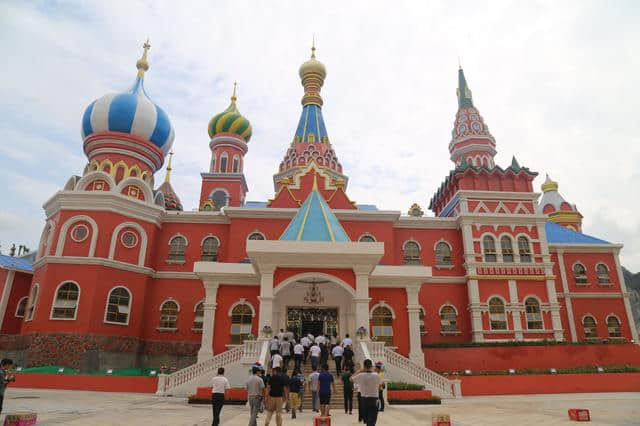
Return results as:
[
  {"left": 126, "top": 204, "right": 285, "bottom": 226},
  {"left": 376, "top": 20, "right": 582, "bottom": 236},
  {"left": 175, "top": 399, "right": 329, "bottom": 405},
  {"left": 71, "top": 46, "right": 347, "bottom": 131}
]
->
[
  {"left": 510, "top": 156, "right": 521, "bottom": 171},
  {"left": 448, "top": 67, "right": 497, "bottom": 168},
  {"left": 164, "top": 150, "right": 174, "bottom": 183},
  {"left": 136, "top": 39, "right": 151, "bottom": 78}
]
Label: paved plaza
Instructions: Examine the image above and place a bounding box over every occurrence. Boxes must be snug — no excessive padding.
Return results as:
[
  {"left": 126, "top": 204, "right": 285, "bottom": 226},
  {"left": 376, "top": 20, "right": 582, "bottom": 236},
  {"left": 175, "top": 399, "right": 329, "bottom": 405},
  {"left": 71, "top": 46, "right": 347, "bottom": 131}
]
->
[{"left": 1, "top": 389, "right": 639, "bottom": 425}]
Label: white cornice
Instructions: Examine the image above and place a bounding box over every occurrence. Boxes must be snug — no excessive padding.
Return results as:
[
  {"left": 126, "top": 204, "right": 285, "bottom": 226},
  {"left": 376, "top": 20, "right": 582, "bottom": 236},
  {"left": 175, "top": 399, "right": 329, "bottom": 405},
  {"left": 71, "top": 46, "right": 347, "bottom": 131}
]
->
[
  {"left": 394, "top": 217, "right": 458, "bottom": 229},
  {"left": 153, "top": 271, "right": 200, "bottom": 280},
  {"left": 162, "top": 211, "right": 230, "bottom": 224},
  {"left": 549, "top": 243, "right": 622, "bottom": 253},
  {"left": 459, "top": 190, "right": 541, "bottom": 202},
  {"left": 224, "top": 207, "right": 296, "bottom": 219},
  {"left": 369, "top": 265, "right": 432, "bottom": 286},
  {"left": 34, "top": 256, "right": 154, "bottom": 275},
  {"left": 559, "top": 292, "right": 624, "bottom": 299},
  {"left": 424, "top": 276, "right": 467, "bottom": 284},
  {"left": 457, "top": 213, "right": 548, "bottom": 226},
  {"left": 193, "top": 262, "right": 259, "bottom": 285}
]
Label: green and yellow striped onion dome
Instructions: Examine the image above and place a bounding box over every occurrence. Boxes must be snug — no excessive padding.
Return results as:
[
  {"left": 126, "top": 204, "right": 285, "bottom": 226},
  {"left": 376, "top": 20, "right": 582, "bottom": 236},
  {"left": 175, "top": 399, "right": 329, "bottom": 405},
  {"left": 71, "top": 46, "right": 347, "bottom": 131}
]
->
[{"left": 207, "top": 94, "right": 252, "bottom": 142}]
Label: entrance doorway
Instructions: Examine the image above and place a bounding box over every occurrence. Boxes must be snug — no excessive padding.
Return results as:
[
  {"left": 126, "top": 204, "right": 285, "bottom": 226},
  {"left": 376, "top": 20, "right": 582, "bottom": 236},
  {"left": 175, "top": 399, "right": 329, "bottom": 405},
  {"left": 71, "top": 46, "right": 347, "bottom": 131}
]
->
[{"left": 287, "top": 307, "right": 338, "bottom": 338}]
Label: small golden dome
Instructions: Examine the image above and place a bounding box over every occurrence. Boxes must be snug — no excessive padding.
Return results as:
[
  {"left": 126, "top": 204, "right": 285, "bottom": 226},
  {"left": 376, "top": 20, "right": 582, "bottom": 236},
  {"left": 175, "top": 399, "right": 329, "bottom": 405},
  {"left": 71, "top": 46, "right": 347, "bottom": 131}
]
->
[{"left": 299, "top": 46, "right": 326, "bottom": 79}]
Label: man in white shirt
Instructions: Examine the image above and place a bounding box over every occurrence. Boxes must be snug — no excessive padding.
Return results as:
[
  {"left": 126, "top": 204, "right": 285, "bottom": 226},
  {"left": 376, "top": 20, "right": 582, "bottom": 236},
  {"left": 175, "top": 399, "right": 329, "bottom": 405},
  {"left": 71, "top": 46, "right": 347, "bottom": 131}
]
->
[
  {"left": 315, "top": 334, "right": 326, "bottom": 345},
  {"left": 271, "top": 352, "right": 283, "bottom": 370},
  {"left": 309, "top": 343, "right": 321, "bottom": 370},
  {"left": 351, "top": 359, "right": 382, "bottom": 426},
  {"left": 300, "top": 335, "right": 311, "bottom": 363},
  {"left": 331, "top": 344, "right": 344, "bottom": 373},
  {"left": 279, "top": 337, "right": 291, "bottom": 372},
  {"left": 245, "top": 366, "right": 265, "bottom": 426},
  {"left": 277, "top": 328, "right": 285, "bottom": 341},
  {"left": 270, "top": 337, "right": 280, "bottom": 358},
  {"left": 307, "top": 366, "right": 320, "bottom": 413},
  {"left": 293, "top": 342, "right": 304, "bottom": 370},
  {"left": 342, "top": 334, "right": 353, "bottom": 348},
  {"left": 211, "top": 367, "right": 231, "bottom": 426},
  {"left": 307, "top": 333, "right": 315, "bottom": 344}
]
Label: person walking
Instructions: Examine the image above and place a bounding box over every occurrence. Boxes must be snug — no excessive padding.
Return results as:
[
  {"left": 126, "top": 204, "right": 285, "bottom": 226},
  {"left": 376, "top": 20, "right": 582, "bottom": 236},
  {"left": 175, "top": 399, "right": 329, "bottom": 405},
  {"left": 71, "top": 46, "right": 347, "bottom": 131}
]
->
[
  {"left": 279, "top": 337, "right": 291, "bottom": 372},
  {"left": 0, "top": 359, "right": 15, "bottom": 416},
  {"left": 351, "top": 359, "right": 382, "bottom": 426},
  {"left": 309, "top": 342, "right": 321, "bottom": 370},
  {"left": 264, "top": 366, "right": 288, "bottom": 426},
  {"left": 270, "top": 336, "right": 280, "bottom": 358},
  {"left": 318, "top": 364, "right": 335, "bottom": 417},
  {"left": 308, "top": 365, "right": 320, "bottom": 413},
  {"left": 341, "top": 366, "right": 354, "bottom": 415},
  {"left": 271, "top": 352, "right": 283, "bottom": 371},
  {"left": 300, "top": 334, "right": 311, "bottom": 363},
  {"left": 296, "top": 369, "right": 305, "bottom": 413},
  {"left": 342, "top": 333, "right": 353, "bottom": 347},
  {"left": 293, "top": 341, "right": 304, "bottom": 370},
  {"left": 211, "top": 367, "right": 230, "bottom": 426},
  {"left": 375, "top": 363, "right": 385, "bottom": 412},
  {"left": 246, "top": 366, "right": 265, "bottom": 426},
  {"left": 343, "top": 344, "right": 354, "bottom": 372},
  {"left": 288, "top": 369, "right": 303, "bottom": 419},
  {"left": 331, "top": 343, "right": 344, "bottom": 373}
]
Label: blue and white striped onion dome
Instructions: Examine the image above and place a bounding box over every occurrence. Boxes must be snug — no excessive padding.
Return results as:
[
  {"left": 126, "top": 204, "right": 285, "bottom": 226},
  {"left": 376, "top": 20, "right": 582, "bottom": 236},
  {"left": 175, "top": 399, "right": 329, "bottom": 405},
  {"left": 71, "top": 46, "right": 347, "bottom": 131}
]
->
[{"left": 81, "top": 74, "right": 174, "bottom": 155}]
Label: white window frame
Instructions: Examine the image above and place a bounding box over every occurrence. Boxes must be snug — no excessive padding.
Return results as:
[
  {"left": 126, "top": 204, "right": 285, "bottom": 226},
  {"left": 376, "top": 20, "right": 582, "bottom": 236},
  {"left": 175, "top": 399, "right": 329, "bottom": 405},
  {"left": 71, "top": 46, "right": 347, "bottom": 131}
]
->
[
  {"left": 581, "top": 314, "right": 598, "bottom": 339},
  {"left": 595, "top": 263, "right": 612, "bottom": 286},
  {"left": 103, "top": 286, "right": 133, "bottom": 326},
  {"left": 232, "top": 154, "right": 240, "bottom": 173},
  {"left": 523, "top": 296, "right": 544, "bottom": 330},
  {"left": 402, "top": 239, "right": 421, "bottom": 265},
  {"left": 158, "top": 299, "right": 180, "bottom": 331},
  {"left": 358, "top": 233, "right": 377, "bottom": 242},
  {"left": 498, "top": 234, "right": 515, "bottom": 263},
  {"left": 15, "top": 296, "right": 28, "bottom": 318},
  {"left": 219, "top": 152, "right": 228, "bottom": 173},
  {"left": 487, "top": 296, "right": 508, "bottom": 331},
  {"left": 434, "top": 239, "right": 453, "bottom": 267},
  {"left": 24, "top": 284, "right": 39, "bottom": 322},
  {"left": 516, "top": 234, "right": 533, "bottom": 263},
  {"left": 193, "top": 300, "right": 205, "bottom": 332},
  {"left": 167, "top": 234, "right": 188, "bottom": 263},
  {"left": 605, "top": 314, "right": 622, "bottom": 338},
  {"left": 49, "top": 280, "right": 81, "bottom": 321},
  {"left": 438, "top": 304, "right": 460, "bottom": 334},
  {"left": 227, "top": 299, "right": 256, "bottom": 317},
  {"left": 201, "top": 235, "right": 221, "bottom": 261},
  {"left": 572, "top": 261, "right": 589, "bottom": 286},
  {"left": 481, "top": 234, "right": 498, "bottom": 263},
  {"left": 247, "top": 231, "right": 266, "bottom": 241}
]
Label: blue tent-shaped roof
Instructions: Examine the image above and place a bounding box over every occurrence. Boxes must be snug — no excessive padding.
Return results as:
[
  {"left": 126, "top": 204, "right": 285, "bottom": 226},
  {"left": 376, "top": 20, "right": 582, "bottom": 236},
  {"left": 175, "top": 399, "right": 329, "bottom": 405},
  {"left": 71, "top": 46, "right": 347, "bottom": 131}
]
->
[
  {"left": 545, "top": 222, "right": 609, "bottom": 244},
  {"left": 280, "top": 185, "right": 350, "bottom": 242}
]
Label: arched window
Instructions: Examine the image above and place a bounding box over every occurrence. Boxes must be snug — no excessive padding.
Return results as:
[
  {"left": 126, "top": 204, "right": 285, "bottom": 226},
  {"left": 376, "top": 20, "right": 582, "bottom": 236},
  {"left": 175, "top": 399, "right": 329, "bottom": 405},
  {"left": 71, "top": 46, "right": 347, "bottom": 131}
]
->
[
  {"left": 248, "top": 232, "right": 265, "bottom": 241},
  {"left": 232, "top": 155, "right": 239, "bottom": 173},
  {"left": 230, "top": 304, "right": 253, "bottom": 344},
  {"left": 607, "top": 316, "right": 621, "bottom": 338},
  {"left": 193, "top": 302, "right": 204, "bottom": 332},
  {"left": 488, "top": 297, "right": 507, "bottom": 330},
  {"left": 202, "top": 237, "right": 220, "bottom": 261},
  {"left": 159, "top": 301, "right": 179, "bottom": 329},
  {"left": 573, "top": 263, "right": 588, "bottom": 285},
  {"left": 518, "top": 236, "right": 532, "bottom": 262},
  {"left": 500, "top": 237, "right": 514, "bottom": 263},
  {"left": 419, "top": 307, "right": 426, "bottom": 335},
  {"left": 524, "top": 298, "right": 543, "bottom": 330},
  {"left": 359, "top": 235, "right": 376, "bottom": 243},
  {"left": 168, "top": 236, "right": 187, "bottom": 261},
  {"left": 15, "top": 297, "right": 28, "bottom": 318},
  {"left": 440, "top": 305, "right": 458, "bottom": 333},
  {"left": 371, "top": 306, "right": 394, "bottom": 346},
  {"left": 483, "top": 236, "right": 497, "bottom": 262},
  {"left": 596, "top": 264, "right": 611, "bottom": 285},
  {"left": 26, "top": 285, "right": 39, "bottom": 321},
  {"left": 582, "top": 315, "right": 598, "bottom": 338},
  {"left": 219, "top": 153, "right": 228, "bottom": 173},
  {"left": 210, "top": 156, "right": 216, "bottom": 173},
  {"left": 210, "top": 190, "right": 228, "bottom": 211},
  {"left": 435, "top": 242, "right": 452, "bottom": 266},
  {"left": 51, "top": 282, "right": 80, "bottom": 319},
  {"left": 105, "top": 287, "right": 131, "bottom": 324},
  {"left": 403, "top": 241, "right": 420, "bottom": 265}
]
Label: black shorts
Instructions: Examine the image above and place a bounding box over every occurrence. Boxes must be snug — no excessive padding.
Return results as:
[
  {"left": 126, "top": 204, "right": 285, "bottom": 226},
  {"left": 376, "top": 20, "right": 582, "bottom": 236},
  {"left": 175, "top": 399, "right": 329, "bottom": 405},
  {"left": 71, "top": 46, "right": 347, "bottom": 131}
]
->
[{"left": 319, "top": 393, "right": 331, "bottom": 405}]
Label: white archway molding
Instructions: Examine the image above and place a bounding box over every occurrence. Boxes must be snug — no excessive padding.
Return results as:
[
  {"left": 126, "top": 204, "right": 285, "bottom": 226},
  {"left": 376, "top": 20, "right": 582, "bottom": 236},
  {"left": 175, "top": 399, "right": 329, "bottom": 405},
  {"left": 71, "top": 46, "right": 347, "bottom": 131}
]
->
[
  {"left": 15, "top": 296, "right": 28, "bottom": 317},
  {"left": 581, "top": 313, "right": 597, "bottom": 325},
  {"left": 438, "top": 303, "right": 459, "bottom": 315},
  {"left": 108, "top": 221, "right": 148, "bottom": 267},
  {"left": 227, "top": 298, "right": 256, "bottom": 317},
  {"left": 76, "top": 170, "right": 117, "bottom": 192},
  {"left": 103, "top": 285, "right": 133, "bottom": 326},
  {"left": 115, "top": 176, "right": 154, "bottom": 204},
  {"left": 159, "top": 298, "right": 181, "bottom": 312},
  {"left": 402, "top": 239, "right": 422, "bottom": 251},
  {"left": 370, "top": 301, "right": 397, "bottom": 319},
  {"left": 55, "top": 215, "right": 99, "bottom": 257},
  {"left": 38, "top": 219, "right": 56, "bottom": 260},
  {"left": 274, "top": 272, "right": 356, "bottom": 297}
]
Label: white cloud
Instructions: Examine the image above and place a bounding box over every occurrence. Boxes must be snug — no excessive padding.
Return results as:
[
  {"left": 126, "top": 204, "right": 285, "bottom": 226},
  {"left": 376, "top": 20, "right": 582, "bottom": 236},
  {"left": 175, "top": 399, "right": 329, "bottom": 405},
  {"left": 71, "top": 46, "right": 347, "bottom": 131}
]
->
[{"left": 0, "top": 1, "right": 638, "bottom": 270}]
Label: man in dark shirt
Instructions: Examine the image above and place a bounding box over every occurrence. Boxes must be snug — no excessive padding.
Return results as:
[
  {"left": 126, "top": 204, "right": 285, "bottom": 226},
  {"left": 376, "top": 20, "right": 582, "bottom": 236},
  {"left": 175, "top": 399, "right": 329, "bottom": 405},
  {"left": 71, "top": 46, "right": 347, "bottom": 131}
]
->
[
  {"left": 265, "top": 366, "right": 288, "bottom": 426},
  {"left": 0, "top": 359, "right": 15, "bottom": 416},
  {"left": 341, "top": 366, "right": 354, "bottom": 414},
  {"left": 318, "top": 364, "right": 335, "bottom": 417},
  {"left": 288, "top": 369, "right": 303, "bottom": 419}
]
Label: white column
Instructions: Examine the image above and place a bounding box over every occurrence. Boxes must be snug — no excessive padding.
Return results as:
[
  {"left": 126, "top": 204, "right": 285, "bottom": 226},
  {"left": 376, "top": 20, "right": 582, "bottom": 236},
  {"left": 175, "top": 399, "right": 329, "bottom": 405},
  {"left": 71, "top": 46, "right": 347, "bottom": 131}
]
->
[
  {"left": 557, "top": 250, "right": 577, "bottom": 342},
  {"left": 197, "top": 280, "right": 219, "bottom": 362},
  {"left": 546, "top": 279, "right": 564, "bottom": 341},
  {"left": 508, "top": 280, "right": 523, "bottom": 341},
  {"left": 0, "top": 270, "right": 15, "bottom": 331},
  {"left": 258, "top": 265, "right": 276, "bottom": 335},
  {"left": 354, "top": 268, "right": 371, "bottom": 339},
  {"left": 405, "top": 284, "right": 424, "bottom": 365},
  {"left": 613, "top": 251, "right": 639, "bottom": 343},
  {"left": 467, "top": 279, "right": 484, "bottom": 342}
]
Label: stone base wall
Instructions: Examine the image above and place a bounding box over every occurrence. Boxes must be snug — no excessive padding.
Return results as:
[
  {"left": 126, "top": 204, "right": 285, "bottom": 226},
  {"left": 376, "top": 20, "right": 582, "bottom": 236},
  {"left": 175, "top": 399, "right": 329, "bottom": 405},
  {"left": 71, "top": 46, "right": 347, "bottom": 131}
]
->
[{"left": 0, "top": 333, "right": 199, "bottom": 372}]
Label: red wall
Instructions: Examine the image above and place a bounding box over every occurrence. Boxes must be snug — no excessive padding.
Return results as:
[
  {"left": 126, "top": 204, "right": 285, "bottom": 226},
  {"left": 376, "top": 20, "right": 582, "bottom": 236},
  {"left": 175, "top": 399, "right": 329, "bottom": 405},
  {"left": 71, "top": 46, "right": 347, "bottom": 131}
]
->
[
  {"left": 11, "top": 373, "right": 158, "bottom": 393},
  {"left": 369, "top": 288, "right": 409, "bottom": 356},
  {"left": 425, "top": 344, "right": 640, "bottom": 372},
  {"left": 460, "top": 373, "right": 640, "bottom": 396},
  {"left": 1, "top": 270, "right": 32, "bottom": 334}
]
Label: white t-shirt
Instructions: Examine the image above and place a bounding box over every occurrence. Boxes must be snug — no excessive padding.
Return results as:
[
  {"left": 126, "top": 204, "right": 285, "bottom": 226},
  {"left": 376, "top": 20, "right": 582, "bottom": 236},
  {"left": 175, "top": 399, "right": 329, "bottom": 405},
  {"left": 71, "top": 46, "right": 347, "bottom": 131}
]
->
[
  {"left": 279, "top": 341, "right": 291, "bottom": 356},
  {"left": 307, "top": 334, "right": 315, "bottom": 343},
  {"left": 270, "top": 338, "right": 280, "bottom": 350},
  {"left": 309, "top": 371, "right": 320, "bottom": 391},
  {"left": 352, "top": 371, "right": 381, "bottom": 398},
  {"left": 301, "top": 336, "right": 311, "bottom": 347},
  {"left": 212, "top": 375, "right": 230, "bottom": 394},
  {"left": 342, "top": 337, "right": 353, "bottom": 347},
  {"left": 309, "top": 345, "right": 321, "bottom": 357},
  {"left": 277, "top": 331, "right": 285, "bottom": 341},
  {"left": 294, "top": 343, "right": 304, "bottom": 355},
  {"left": 331, "top": 345, "right": 344, "bottom": 357},
  {"left": 315, "top": 335, "right": 326, "bottom": 345},
  {"left": 271, "top": 353, "right": 283, "bottom": 368}
]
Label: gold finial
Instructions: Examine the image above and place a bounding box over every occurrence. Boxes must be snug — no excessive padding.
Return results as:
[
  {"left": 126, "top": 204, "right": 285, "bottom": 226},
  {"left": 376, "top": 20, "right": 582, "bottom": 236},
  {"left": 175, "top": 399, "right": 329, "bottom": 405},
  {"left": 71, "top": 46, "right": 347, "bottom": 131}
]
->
[
  {"left": 136, "top": 39, "right": 151, "bottom": 78},
  {"left": 541, "top": 173, "right": 558, "bottom": 192},
  {"left": 231, "top": 81, "right": 238, "bottom": 103},
  {"left": 164, "top": 150, "right": 173, "bottom": 183},
  {"left": 311, "top": 34, "right": 316, "bottom": 58}
]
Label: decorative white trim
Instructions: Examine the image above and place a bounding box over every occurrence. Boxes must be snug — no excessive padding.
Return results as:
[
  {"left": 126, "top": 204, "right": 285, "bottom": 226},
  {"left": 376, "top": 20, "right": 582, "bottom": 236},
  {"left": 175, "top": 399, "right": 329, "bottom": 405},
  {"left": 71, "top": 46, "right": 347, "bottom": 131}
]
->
[
  {"left": 495, "top": 201, "right": 510, "bottom": 214},
  {"left": 194, "top": 300, "right": 205, "bottom": 312},
  {"left": 103, "top": 285, "right": 132, "bottom": 326},
  {"left": 370, "top": 301, "right": 396, "bottom": 319},
  {"left": 247, "top": 231, "right": 266, "bottom": 241},
  {"left": 49, "top": 280, "right": 81, "bottom": 321},
  {"left": 522, "top": 295, "right": 545, "bottom": 330},
  {"left": 274, "top": 272, "right": 355, "bottom": 296},
  {"left": 76, "top": 170, "right": 117, "bottom": 192},
  {"left": 168, "top": 233, "right": 189, "bottom": 246},
  {"left": 37, "top": 220, "right": 56, "bottom": 260},
  {"left": 14, "top": 296, "right": 28, "bottom": 318},
  {"left": 108, "top": 222, "right": 148, "bottom": 267},
  {"left": 358, "top": 233, "right": 377, "bottom": 242},
  {"left": 115, "top": 176, "right": 154, "bottom": 204},
  {"left": 219, "top": 152, "right": 229, "bottom": 173},
  {"left": 160, "top": 298, "right": 181, "bottom": 312},
  {"left": 232, "top": 154, "right": 240, "bottom": 173},
  {"left": 581, "top": 313, "right": 597, "bottom": 325},
  {"left": 402, "top": 239, "right": 421, "bottom": 251},
  {"left": 227, "top": 299, "right": 256, "bottom": 317},
  {"left": 514, "top": 202, "right": 531, "bottom": 214},
  {"left": 487, "top": 295, "right": 509, "bottom": 331},
  {"left": 200, "top": 234, "right": 221, "bottom": 247},
  {"left": 120, "top": 230, "right": 138, "bottom": 248},
  {"left": 439, "top": 303, "right": 459, "bottom": 315},
  {"left": 55, "top": 215, "right": 99, "bottom": 257},
  {"left": 605, "top": 313, "right": 622, "bottom": 324},
  {"left": 479, "top": 233, "right": 498, "bottom": 262},
  {"left": 473, "top": 201, "right": 491, "bottom": 214},
  {"left": 70, "top": 224, "right": 90, "bottom": 243},
  {"left": 433, "top": 239, "right": 452, "bottom": 252},
  {"left": 25, "top": 283, "right": 40, "bottom": 322}
]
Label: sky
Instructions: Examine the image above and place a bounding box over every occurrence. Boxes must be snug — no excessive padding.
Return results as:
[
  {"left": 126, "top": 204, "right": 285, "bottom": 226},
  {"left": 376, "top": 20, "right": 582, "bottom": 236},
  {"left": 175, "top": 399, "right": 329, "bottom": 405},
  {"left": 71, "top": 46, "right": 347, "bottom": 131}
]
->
[{"left": 0, "top": 1, "right": 639, "bottom": 271}]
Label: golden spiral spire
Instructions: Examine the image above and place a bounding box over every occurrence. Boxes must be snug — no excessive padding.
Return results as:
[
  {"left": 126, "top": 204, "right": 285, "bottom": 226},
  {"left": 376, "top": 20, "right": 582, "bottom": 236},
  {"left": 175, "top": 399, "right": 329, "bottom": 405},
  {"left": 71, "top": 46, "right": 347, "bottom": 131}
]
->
[{"left": 136, "top": 39, "right": 151, "bottom": 78}]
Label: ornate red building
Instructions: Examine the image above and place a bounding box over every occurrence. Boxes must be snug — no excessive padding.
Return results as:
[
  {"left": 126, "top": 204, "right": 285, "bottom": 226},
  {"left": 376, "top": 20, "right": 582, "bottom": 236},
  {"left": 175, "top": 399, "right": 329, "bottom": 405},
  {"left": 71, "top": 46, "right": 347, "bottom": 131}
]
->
[{"left": 0, "top": 42, "right": 637, "bottom": 395}]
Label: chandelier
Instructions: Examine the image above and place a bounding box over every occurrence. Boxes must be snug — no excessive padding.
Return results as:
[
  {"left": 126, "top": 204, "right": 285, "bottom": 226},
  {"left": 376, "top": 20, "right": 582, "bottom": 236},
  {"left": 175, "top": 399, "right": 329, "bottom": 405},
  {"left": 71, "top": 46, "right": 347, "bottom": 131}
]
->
[{"left": 300, "top": 278, "right": 327, "bottom": 305}]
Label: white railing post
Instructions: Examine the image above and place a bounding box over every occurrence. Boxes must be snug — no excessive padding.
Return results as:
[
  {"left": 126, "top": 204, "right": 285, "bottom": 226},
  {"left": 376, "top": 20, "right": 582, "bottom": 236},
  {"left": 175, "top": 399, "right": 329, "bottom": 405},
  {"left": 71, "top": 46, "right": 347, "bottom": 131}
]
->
[
  {"left": 155, "top": 374, "right": 168, "bottom": 396},
  {"left": 451, "top": 379, "right": 462, "bottom": 399}
]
